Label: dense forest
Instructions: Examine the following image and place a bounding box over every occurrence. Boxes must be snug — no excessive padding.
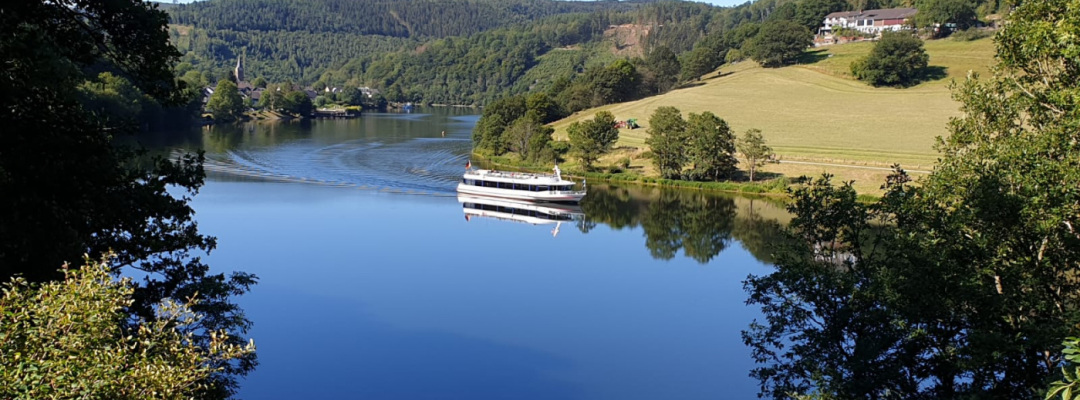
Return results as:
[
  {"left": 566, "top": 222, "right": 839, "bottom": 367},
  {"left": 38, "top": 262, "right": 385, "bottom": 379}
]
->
[{"left": 168, "top": 0, "right": 1011, "bottom": 106}]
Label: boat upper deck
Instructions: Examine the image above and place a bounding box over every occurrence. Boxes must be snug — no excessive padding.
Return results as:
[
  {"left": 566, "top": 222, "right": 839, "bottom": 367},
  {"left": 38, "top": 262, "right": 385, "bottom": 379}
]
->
[{"left": 464, "top": 169, "right": 569, "bottom": 185}]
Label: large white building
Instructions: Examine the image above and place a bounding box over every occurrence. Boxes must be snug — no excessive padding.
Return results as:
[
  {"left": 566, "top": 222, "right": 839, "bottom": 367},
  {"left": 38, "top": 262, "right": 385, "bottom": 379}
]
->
[{"left": 821, "top": 8, "right": 918, "bottom": 35}]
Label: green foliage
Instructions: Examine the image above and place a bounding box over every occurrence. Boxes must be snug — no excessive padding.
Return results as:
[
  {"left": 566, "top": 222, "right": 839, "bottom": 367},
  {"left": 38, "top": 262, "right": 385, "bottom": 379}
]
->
[
  {"left": 685, "top": 111, "right": 738, "bottom": 181},
  {"left": 794, "top": 0, "right": 849, "bottom": 31},
  {"left": 641, "top": 45, "right": 681, "bottom": 94},
  {"left": 850, "top": 31, "right": 930, "bottom": 87},
  {"left": 567, "top": 111, "right": 618, "bottom": 170},
  {"left": 1, "top": 1, "right": 257, "bottom": 396},
  {"left": 680, "top": 36, "right": 725, "bottom": 81},
  {"left": 506, "top": 115, "right": 555, "bottom": 163},
  {"left": 168, "top": 0, "right": 832, "bottom": 106},
  {"left": 206, "top": 79, "right": 246, "bottom": 121},
  {"left": 767, "top": 2, "right": 799, "bottom": 23},
  {"left": 1048, "top": 337, "right": 1080, "bottom": 400},
  {"left": 0, "top": 256, "right": 255, "bottom": 399},
  {"left": 737, "top": 129, "right": 772, "bottom": 182},
  {"left": 168, "top": 0, "right": 625, "bottom": 40},
  {"left": 744, "top": 0, "right": 1080, "bottom": 398},
  {"left": 525, "top": 92, "right": 565, "bottom": 124},
  {"left": 746, "top": 20, "right": 813, "bottom": 68},
  {"left": 472, "top": 95, "right": 527, "bottom": 155},
  {"left": 645, "top": 106, "right": 689, "bottom": 179},
  {"left": 281, "top": 90, "right": 313, "bottom": 116},
  {"left": 724, "top": 48, "right": 746, "bottom": 64},
  {"left": 916, "top": 0, "right": 978, "bottom": 35},
  {"left": 77, "top": 72, "right": 148, "bottom": 121},
  {"left": 949, "top": 27, "right": 991, "bottom": 41}
]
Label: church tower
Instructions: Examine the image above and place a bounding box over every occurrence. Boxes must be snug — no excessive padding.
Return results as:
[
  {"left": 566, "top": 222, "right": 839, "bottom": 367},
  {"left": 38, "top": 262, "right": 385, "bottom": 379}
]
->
[{"left": 234, "top": 55, "right": 245, "bottom": 83}]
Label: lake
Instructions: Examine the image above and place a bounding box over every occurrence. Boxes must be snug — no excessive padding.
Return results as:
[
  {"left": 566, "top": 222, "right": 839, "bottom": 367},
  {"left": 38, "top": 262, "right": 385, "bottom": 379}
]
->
[{"left": 153, "top": 108, "right": 789, "bottom": 399}]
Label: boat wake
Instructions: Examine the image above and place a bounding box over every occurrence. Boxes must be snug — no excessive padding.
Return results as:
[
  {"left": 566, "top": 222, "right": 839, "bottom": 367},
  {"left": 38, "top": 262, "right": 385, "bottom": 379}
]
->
[{"left": 196, "top": 136, "right": 472, "bottom": 197}]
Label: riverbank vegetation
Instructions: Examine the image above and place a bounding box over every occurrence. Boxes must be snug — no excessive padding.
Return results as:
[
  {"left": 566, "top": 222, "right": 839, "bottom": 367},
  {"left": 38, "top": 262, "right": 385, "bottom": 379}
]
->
[
  {"left": 0, "top": 256, "right": 255, "bottom": 399},
  {"left": 746, "top": 1, "right": 1080, "bottom": 397},
  {"left": 1, "top": 0, "right": 256, "bottom": 397}
]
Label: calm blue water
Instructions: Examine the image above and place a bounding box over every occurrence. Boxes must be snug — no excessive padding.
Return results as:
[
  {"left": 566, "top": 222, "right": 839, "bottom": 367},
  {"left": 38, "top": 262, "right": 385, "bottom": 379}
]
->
[{"left": 169, "top": 109, "right": 783, "bottom": 399}]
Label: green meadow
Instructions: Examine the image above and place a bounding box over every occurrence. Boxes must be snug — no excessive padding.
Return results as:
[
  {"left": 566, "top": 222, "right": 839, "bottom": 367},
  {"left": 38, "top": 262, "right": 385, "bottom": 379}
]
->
[{"left": 552, "top": 37, "right": 996, "bottom": 172}]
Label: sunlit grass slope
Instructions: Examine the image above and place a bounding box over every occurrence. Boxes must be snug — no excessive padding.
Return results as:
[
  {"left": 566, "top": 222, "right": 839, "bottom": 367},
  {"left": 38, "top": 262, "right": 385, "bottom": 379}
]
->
[{"left": 552, "top": 37, "right": 995, "bottom": 170}]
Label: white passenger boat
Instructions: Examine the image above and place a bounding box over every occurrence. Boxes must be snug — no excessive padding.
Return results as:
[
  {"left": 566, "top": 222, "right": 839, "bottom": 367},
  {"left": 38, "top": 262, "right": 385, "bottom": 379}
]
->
[{"left": 457, "top": 163, "right": 586, "bottom": 203}]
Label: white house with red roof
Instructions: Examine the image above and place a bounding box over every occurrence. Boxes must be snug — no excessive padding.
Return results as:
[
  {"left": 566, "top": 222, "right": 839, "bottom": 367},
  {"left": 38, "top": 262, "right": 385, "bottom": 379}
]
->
[{"left": 821, "top": 8, "right": 918, "bottom": 35}]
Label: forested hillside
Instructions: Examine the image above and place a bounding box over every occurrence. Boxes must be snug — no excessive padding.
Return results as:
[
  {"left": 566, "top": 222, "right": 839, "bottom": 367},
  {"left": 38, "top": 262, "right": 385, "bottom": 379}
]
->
[
  {"left": 168, "top": 0, "right": 639, "bottom": 39},
  {"left": 169, "top": 0, "right": 1010, "bottom": 106}
]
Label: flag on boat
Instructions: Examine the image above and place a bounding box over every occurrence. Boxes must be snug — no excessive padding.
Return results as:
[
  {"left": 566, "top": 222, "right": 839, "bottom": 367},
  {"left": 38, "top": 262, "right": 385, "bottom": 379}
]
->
[{"left": 465, "top": 160, "right": 471, "bottom": 170}]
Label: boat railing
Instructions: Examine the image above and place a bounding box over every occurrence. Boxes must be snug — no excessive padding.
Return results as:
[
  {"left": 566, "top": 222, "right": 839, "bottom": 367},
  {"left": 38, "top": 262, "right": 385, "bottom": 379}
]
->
[{"left": 471, "top": 169, "right": 555, "bottom": 180}]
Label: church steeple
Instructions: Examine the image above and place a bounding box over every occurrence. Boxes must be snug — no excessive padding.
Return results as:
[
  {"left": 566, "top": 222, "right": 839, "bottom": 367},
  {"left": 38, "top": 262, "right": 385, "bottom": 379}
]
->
[{"left": 234, "top": 55, "right": 245, "bottom": 83}]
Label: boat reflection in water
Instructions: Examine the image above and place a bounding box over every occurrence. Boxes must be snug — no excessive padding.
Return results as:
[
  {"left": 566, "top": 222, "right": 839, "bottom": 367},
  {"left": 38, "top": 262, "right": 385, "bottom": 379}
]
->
[{"left": 458, "top": 194, "right": 585, "bottom": 237}]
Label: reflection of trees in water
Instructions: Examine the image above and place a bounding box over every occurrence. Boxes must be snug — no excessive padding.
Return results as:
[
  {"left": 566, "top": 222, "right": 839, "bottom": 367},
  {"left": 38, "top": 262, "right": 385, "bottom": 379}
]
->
[
  {"left": 580, "top": 184, "right": 786, "bottom": 265},
  {"left": 731, "top": 200, "right": 789, "bottom": 265},
  {"left": 642, "top": 190, "right": 735, "bottom": 263},
  {"left": 201, "top": 121, "right": 314, "bottom": 153}
]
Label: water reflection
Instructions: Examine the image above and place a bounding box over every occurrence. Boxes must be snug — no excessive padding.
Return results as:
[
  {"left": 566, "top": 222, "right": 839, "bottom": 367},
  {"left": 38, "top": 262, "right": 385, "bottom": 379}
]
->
[
  {"left": 580, "top": 184, "right": 790, "bottom": 264},
  {"left": 459, "top": 195, "right": 584, "bottom": 238}
]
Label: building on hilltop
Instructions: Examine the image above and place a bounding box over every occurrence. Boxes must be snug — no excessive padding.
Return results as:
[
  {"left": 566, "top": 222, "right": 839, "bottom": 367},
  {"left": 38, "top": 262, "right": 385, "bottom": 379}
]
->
[{"left": 820, "top": 8, "right": 917, "bottom": 36}]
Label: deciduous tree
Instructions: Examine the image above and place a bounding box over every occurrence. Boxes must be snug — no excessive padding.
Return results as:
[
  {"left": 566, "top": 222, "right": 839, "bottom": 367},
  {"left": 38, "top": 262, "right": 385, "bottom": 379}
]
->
[
  {"left": 568, "top": 111, "right": 618, "bottom": 170},
  {"left": 645, "top": 106, "right": 689, "bottom": 179},
  {"left": 0, "top": 256, "right": 255, "bottom": 400},
  {"left": 506, "top": 113, "right": 555, "bottom": 162},
  {"left": 746, "top": 20, "right": 813, "bottom": 68},
  {"left": 686, "top": 111, "right": 738, "bottom": 181},
  {"left": 206, "top": 79, "right": 246, "bottom": 121},
  {"left": 851, "top": 31, "right": 929, "bottom": 87},
  {"left": 737, "top": 129, "right": 772, "bottom": 182}
]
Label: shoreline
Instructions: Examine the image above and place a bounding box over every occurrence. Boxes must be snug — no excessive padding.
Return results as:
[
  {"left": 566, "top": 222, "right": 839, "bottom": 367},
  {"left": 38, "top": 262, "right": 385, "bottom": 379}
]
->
[{"left": 471, "top": 152, "right": 797, "bottom": 199}]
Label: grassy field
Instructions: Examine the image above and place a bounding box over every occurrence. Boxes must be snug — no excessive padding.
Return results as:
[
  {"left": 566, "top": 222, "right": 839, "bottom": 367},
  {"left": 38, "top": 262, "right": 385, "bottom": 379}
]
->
[{"left": 550, "top": 37, "right": 996, "bottom": 187}]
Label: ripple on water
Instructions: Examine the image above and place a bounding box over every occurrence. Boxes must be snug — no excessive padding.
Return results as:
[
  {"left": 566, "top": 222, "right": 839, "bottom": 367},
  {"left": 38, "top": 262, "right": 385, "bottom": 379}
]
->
[{"left": 203, "top": 136, "right": 472, "bottom": 196}]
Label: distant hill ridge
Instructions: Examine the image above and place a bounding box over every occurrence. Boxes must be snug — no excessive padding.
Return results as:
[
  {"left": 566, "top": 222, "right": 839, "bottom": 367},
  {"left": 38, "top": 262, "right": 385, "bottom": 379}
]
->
[{"left": 167, "top": 0, "right": 651, "bottom": 39}]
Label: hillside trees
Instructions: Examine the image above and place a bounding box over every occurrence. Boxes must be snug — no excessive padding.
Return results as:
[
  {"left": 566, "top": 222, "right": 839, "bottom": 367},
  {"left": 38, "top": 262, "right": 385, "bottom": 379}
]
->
[
  {"left": 167, "top": 0, "right": 806, "bottom": 107},
  {"left": 744, "top": 0, "right": 1080, "bottom": 397},
  {"left": 643, "top": 45, "right": 682, "bottom": 94},
  {"left": 851, "top": 31, "right": 929, "bottom": 87},
  {"left": 1, "top": 0, "right": 257, "bottom": 397},
  {"left": 746, "top": 20, "right": 813, "bottom": 68},
  {"left": 567, "top": 111, "right": 619, "bottom": 170},
  {"left": 473, "top": 95, "right": 528, "bottom": 155},
  {"left": 680, "top": 32, "right": 727, "bottom": 81},
  {"left": 737, "top": 129, "right": 773, "bottom": 182},
  {"left": 473, "top": 93, "right": 561, "bottom": 160},
  {"left": 916, "top": 0, "right": 978, "bottom": 36},
  {"left": 794, "top": 0, "right": 849, "bottom": 30},
  {"left": 506, "top": 115, "right": 556, "bottom": 164}
]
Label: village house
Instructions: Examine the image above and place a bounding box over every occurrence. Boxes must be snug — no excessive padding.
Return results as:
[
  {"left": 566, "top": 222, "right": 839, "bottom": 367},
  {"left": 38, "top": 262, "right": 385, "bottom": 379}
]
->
[{"left": 820, "top": 8, "right": 918, "bottom": 35}]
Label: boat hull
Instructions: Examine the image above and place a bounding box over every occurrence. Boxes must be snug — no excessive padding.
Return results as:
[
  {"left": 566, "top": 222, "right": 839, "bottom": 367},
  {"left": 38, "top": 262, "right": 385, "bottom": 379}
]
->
[{"left": 456, "top": 183, "right": 586, "bottom": 203}]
